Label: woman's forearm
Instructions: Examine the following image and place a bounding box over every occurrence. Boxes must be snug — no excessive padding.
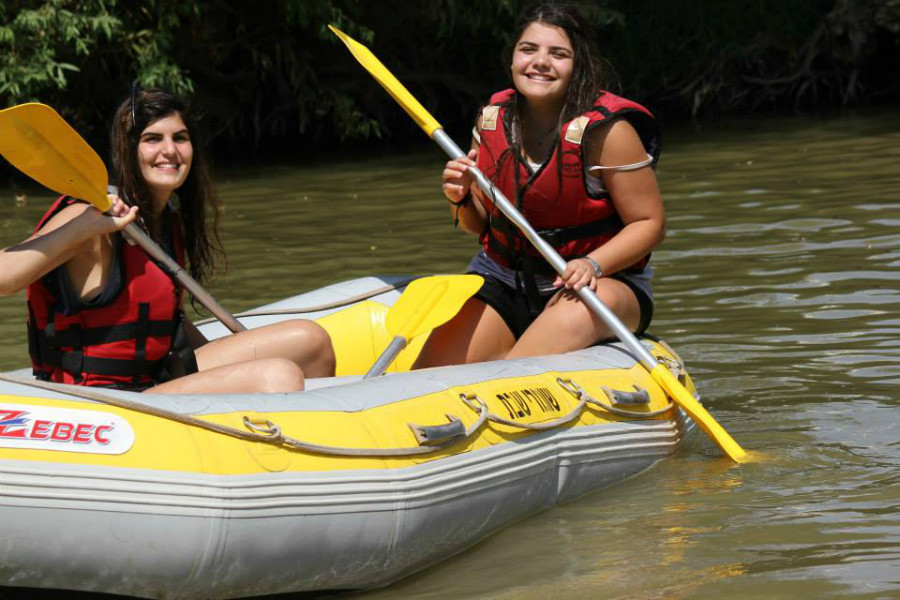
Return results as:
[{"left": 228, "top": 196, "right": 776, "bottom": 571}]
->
[
  {"left": 0, "top": 210, "right": 100, "bottom": 296},
  {"left": 452, "top": 196, "right": 488, "bottom": 236},
  {"left": 586, "top": 217, "right": 665, "bottom": 277}
]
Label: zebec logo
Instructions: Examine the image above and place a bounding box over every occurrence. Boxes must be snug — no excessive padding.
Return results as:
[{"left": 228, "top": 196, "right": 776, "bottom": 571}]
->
[{"left": 0, "top": 403, "right": 135, "bottom": 455}]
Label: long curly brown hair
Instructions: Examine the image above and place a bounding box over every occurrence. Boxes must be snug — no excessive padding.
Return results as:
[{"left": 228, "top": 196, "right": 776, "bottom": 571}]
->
[{"left": 110, "top": 88, "right": 224, "bottom": 286}]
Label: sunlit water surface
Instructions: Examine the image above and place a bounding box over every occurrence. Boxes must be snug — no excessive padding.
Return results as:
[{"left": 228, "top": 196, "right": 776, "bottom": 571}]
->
[{"left": 1, "top": 109, "right": 898, "bottom": 599}]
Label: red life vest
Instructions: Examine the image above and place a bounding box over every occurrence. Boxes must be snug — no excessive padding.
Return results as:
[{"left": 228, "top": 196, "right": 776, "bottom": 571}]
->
[
  {"left": 474, "top": 89, "right": 660, "bottom": 275},
  {"left": 27, "top": 196, "right": 185, "bottom": 388}
]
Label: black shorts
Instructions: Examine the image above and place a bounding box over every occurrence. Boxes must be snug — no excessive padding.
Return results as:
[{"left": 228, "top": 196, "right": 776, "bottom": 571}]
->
[{"left": 471, "top": 273, "right": 654, "bottom": 340}]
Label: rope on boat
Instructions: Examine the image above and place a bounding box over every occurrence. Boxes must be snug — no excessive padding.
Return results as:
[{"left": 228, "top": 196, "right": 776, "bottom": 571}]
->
[
  {"left": 0, "top": 373, "right": 280, "bottom": 445},
  {"left": 243, "top": 404, "right": 491, "bottom": 456},
  {"left": 0, "top": 372, "right": 492, "bottom": 456},
  {"left": 192, "top": 276, "right": 418, "bottom": 325},
  {"left": 456, "top": 378, "right": 676, "bottom": 435},
  {"left": 0, "top": 372, "right": 674, "bottom": 458},
  {"left": 556, "top": 378, "right": 677, "bottom": 419}
]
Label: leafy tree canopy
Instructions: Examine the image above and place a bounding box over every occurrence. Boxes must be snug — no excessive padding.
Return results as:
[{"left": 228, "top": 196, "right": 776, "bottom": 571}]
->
[{"left": 0, "top": 0, "right": 898, "bottom": 158}]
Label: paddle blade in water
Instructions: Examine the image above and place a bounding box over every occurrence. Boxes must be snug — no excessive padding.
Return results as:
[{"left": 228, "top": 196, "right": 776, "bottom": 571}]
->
[
  {"left": 386, "top": 275, "right": 483, "bottom": 341},
  {"left": 651, "top": 365, "right": 749, "bottom": 462},
  {"left": 329, "top": 25, "right": 443, "bottom": 137},
  {"left": 0, "top": 103, "right": 111, "bottom": 211}
]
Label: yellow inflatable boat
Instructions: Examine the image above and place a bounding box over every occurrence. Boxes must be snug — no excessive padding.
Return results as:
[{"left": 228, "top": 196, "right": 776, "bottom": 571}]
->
[{"left": 0, "top": 275, "right": 695, "bottom": 599}]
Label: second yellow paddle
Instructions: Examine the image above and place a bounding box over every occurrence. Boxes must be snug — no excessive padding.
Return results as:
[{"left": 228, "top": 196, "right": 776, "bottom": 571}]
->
[
  {"left": 364, "top": 274, "right": 483, "bottom": 378},
  {"left": 330, "top": 25, "right": 749, "bottom": 462},
  {"left": 0, "top": 102, "right": 246, "bottom": 334}
]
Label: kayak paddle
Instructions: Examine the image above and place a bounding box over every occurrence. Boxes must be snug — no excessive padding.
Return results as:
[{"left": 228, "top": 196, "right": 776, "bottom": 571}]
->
[
  {"left": 330, "top": 25, "right": 749, "bottom": 462},
  {"left": 364, "top": 274, "right": 483, "bottom": 378},
  {"left": 0, "top": 103, "right": 246, "bottom": 333}
]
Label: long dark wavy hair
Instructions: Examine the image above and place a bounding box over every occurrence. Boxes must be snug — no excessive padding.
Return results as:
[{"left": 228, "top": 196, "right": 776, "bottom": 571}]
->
[{"left": 110, "top": 88, "right": 224, "bottom": 286}]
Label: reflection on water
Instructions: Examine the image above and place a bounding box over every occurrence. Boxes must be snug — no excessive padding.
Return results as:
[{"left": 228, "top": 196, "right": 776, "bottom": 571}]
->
[{"left": 1, "top": 109, "right": 898, "bottom": 598}]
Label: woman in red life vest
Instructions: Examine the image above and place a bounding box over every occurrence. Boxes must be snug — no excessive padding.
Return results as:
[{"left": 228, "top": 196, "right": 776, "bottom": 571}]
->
[
  {"left": 2, "top": 88, "right": 335, "bottom": 393},
  {"left": 415, "top": 2, "right": 665, "bottom": 367}
]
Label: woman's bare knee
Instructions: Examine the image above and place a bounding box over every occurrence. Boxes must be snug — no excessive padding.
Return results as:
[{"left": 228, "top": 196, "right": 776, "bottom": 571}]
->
[
  {"left": 288, "top": 320, "right": 335, "bottom": 377},
  {"left": 256, "top": 358, "right": 305, "bottom": 393}
]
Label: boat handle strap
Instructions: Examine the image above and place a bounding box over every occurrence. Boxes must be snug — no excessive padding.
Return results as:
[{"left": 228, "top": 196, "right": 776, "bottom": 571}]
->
[
  {"left": 557, "top": 378, "right": 676, "bottom": 419},
  {"left": 408, "top": 417, "right": 467, "bottom": 445},
  {"left": 604, "top": 385, "right": 651, "bottom": 406}
]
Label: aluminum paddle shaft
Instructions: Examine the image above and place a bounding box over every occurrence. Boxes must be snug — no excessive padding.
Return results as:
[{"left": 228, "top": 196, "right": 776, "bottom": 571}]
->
[
  {"left": 432, "top": 130, "right": 748, "bottom": 462},
  {"left": 122, "top": 224, "right": 245, "bottom": 333},
  {"left": 432, "top": 129, "right": 659, "bottom": 360},
  {"left": 433, "top": 130, "right": 655, "bottom": 365}
]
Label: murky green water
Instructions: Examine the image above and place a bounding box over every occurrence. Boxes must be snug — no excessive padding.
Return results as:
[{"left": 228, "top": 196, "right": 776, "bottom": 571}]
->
[{"left": 1, "top": 109, "right": 898, "bottom": 598}]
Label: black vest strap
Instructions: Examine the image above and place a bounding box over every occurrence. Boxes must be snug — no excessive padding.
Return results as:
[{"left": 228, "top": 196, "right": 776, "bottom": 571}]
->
[
  {"left": 38, "top": 345, "right": 161, "bottom": 378},
  {"left": 29, "top": 318, "right": 177, "bottom": 382},
  {"left": 486, "top": 215, "right": 625, "bottom": 276},
  {"left": 537, "top": 216, "right": 624, "bottom": 246},
  {"left": 38, "top": 319, "right": 177, "bottom": 349},
  {"left": 156, "top": 312, "right": 199, "bottom": 382}
]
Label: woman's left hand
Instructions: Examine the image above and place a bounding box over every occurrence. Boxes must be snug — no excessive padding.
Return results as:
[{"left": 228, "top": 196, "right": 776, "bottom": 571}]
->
[{"left": 554, "top": 257, "right": 600, "bottom": 291}]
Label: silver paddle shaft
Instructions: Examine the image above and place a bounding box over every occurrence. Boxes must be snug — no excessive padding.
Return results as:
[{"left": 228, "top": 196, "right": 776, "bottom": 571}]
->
[
  {"left": 123, "top": 223, "right": 246, "bottom": 333},
  {"left": 432, "top": 128, "right": 658, "bottom": 371},
  {"left": 363, "top": 335, "right": 406, "bottom": 379}
]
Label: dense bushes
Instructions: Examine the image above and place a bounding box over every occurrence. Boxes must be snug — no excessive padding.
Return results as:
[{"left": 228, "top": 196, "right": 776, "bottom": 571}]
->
[{"left": 1, "top": 0, "right": 898, "bottom": 156}]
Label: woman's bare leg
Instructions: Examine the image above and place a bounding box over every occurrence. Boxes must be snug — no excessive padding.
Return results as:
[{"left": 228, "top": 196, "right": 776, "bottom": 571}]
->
[
  {"left": 413, "top": 298, "right": 516, "bottom": 368},
  {"left": 196, "top": 319, "right": 335, "bottom": 378},
  {"left": 507, "top": 278, "right": 640, "bottom": 358},
  {"left": 148, "top": 319, "right": 335, "bottom": 395},
  {"left": 150, "top": 358, "right": 305, "bottom": 394}
]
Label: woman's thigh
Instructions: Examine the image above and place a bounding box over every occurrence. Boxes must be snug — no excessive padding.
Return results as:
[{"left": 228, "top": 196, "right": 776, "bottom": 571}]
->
[
  {"left": 413, "top": 297, "right": 516, "bottom": 368},
  {"left": 150, "top": 357, "right": 304, "bottom": 395},
  {"left": 195, "top": 319, "right": 335, "bottom": 377},
  {"left": 508, "top": 278, "right": 640, "bottom": 358}
]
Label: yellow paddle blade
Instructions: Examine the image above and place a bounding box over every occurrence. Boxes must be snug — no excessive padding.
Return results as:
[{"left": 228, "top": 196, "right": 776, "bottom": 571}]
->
[
  {"left": 387, "top": 275, "right": 483, "bottom": 341},
  {"left": 651, "top": 365, "right": 751, "bottom": 463},
  {"left": 0, "top": 103, "right": 111, "bottom": 212},
  {"left": 329, "top": 25, "right": 443, "bottom": 137}
]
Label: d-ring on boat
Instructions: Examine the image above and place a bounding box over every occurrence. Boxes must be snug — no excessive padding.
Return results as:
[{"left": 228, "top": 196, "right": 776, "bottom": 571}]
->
[{"left": 0, "top": 275, "right": 696, "bottom": 599}]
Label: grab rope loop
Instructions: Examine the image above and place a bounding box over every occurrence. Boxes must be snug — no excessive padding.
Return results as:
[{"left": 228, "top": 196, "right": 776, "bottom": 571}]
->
[
  {"left": 556, "top": 377, "right": 676, "bottom": 419},
  {"left": 242, "top": 417, "right": 284, "bottom": 441},
  {"left": 462, "top": 389, "right": 587, "bottom": 431},
  {"left": 246, "top": 394, "right": 491, "bottom": 457}
]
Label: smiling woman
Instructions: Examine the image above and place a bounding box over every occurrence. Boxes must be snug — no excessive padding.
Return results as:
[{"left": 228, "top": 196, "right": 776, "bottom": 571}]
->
[
  {"left": 137, "top": 114, "right": 194, "bottom": 206},
  {"left": 0, "top": 88, "right": 336, "bottom": 394},
  {"left": 415, "top": 1, "right": 665, "bottom": 369},
  {"left": 510, "top": 23, "right": 574, "bottom": 113}
]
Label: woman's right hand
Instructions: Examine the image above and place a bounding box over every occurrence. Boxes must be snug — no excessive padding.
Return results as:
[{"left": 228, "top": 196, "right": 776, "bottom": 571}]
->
[
  {"left": 442, "top": 149, "right": 478, "bottom": 203},
  {"left": 83, "top": 195, "right": 139, "bottom": 235}
]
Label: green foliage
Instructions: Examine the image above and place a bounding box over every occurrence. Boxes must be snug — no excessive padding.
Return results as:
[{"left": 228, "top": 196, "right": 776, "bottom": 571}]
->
[
  {"left": 0, "top": 0, "right": 119, "bottom": 98},
  {"left": 605, "top": 0, "right": 900, "bottom": 115},
  {"left": 0, "top": 0, "right": 898, "bottom": 156}
]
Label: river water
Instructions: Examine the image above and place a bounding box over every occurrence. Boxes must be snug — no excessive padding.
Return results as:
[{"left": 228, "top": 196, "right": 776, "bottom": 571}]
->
[{"left": 1, "top": 109, "right": 898, "bottom": 599}]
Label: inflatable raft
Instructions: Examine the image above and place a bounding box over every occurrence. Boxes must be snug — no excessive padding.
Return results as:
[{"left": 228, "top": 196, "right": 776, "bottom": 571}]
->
[{"left": 0, "top": 276, "right": 695, "bottom": 599}]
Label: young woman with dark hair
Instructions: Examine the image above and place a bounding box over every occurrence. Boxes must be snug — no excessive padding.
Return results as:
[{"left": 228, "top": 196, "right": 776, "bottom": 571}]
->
[
  {"left": 415, "top": 2, "right": 665, "bottom": 367},
  {"left": 1, "top": 88, "right": 335, "bottom": 393}
]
